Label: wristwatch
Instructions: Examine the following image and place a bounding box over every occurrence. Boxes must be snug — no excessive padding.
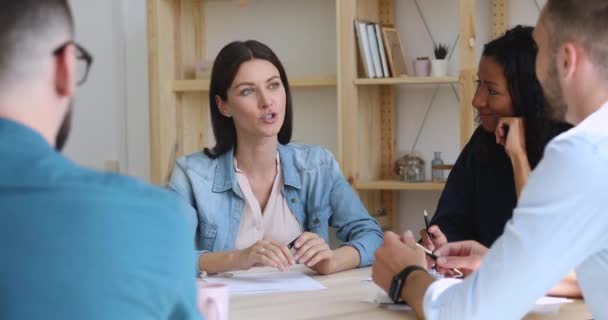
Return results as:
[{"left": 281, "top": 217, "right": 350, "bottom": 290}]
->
[{"left": 389, "top": 265, "right": 427, "bottom": 304}]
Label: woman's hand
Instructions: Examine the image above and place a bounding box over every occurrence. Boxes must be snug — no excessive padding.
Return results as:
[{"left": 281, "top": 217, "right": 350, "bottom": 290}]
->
[
  {"left": 496, "top": 117, "right": 527, "bottom": 159},
  {"left": 237, "top": 240, "right": 295, "bottom": 272},
  {"left": 419, "top": 225, "right": 448, "bottom": 268},
  {"left": 496, "top": 117, "right": 532, "bottom": 198},
  {"left": 293, "top": 232, "right": 335, "bottom": 275}
]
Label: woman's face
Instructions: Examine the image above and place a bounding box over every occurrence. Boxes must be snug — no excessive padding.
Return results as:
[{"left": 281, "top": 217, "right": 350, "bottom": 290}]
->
[
  {"left": 473, "top": 56, "right": 515, "bottom": 132},
  {"left": 217, "top": 59, "right": 286, "bottom": 140}
]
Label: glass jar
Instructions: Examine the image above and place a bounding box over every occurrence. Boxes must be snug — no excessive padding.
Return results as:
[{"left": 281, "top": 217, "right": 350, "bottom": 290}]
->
[{"left": 404, "top": 158, "right": 425, "bottom": 182}]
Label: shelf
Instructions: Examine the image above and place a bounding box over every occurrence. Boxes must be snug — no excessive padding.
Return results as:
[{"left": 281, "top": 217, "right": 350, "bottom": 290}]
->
[
  {"left": 172, "top": 76, "right": 337, "bottom": 93},
  {"left": 354, "top": 180, "right": 445, "bottom": 191},
  {"left": 354, "top": 76, "right": 459, "bottom": 86}
]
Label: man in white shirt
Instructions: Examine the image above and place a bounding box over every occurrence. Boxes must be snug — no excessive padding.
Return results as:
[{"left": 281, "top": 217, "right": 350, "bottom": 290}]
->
[{"left": 371, "top": 1, "right": 608, "bottom": 319}]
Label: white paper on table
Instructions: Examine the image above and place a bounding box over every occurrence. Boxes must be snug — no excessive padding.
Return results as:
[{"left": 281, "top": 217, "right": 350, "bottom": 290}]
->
[
  {"left": 530, "top": 297, "right": 573, "bottom": 315},
  {"left": 203, "top": 271, "right": 326, "bottom": 295},
  {"left": 365, "top": 285, "right": 573, "bottom": 315},
  {"left": 363, "top": 290, "right": 413, "bottom": 312}
]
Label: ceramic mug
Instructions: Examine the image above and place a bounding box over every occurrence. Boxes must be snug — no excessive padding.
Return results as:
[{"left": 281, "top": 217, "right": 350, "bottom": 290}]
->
[
  {"left": 197, "top": 281, "right": 229, "bottom": 320},
  {"left": 414, "top": 59, "right": 431, "bottom": 77}
]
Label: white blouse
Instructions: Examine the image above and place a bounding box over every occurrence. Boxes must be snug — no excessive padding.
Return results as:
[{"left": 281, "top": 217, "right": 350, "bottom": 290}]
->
[{"left": 233, "top": 154, "right": 302, "bottom": 250}]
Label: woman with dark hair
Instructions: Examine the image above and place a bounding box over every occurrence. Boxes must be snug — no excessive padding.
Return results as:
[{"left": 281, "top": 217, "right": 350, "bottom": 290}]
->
[
  {"left": 167, "top": 40, "right": 382, "bottom": 275},
  {"left": 421, "top": 26, "right": 571, "bottom": 249}
]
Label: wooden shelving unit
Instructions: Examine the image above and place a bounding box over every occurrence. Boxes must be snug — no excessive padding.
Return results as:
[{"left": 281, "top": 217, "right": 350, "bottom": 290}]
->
[
  {"left": 173, "top": 76, "right": 337, "bottom": 93},
  {"left": 336, "top": 0, "right": 480, "bottom": 229},
  {"left": 354, "top": 76, "right": 459, "bottom": 85},
  {"left": 147, "top": 0, "right": 510, "bottom": 230}
]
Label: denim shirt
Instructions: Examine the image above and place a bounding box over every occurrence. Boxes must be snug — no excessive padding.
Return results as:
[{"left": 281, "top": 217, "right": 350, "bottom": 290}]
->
[{"left": 167, "top": 143, "right": 383, "bottom": 267}]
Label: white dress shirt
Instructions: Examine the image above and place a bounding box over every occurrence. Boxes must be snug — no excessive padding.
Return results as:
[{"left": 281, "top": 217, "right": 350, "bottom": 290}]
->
[{"left": 423, "top": 102, "right": 608, "bottom": 320}]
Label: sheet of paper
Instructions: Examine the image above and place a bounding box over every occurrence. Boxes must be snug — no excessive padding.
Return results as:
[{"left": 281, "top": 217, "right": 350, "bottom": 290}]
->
[
  {"left": 363, "top": 290, "right": 413, "bottom": 312},
  {"left": 530, "top": 296, "right": 573, "bottom": 315},
  {"left": 203, "top": 271, "right": 326, "bottom": 295}
]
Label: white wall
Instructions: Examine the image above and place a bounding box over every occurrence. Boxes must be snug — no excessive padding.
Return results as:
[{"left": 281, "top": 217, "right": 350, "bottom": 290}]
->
[
  {"left": 66, "top": 0, "right": 545, "bottom": 232},
  {"left": 66, "top": 0, "right": 125, "bottom": 173},
  {"left": 121, "top": 0, "right": 151, "bottom": 181},
  {"left": 66, "top": 0, "right": 149, "bottom": 181},
  {"left": 204, "top": 0, "right": 338, "bottom": 155}
]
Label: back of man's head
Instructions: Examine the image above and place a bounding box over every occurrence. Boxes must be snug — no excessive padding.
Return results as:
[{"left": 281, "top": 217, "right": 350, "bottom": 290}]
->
[
  {"left": 542, "top": 0, "right": 608, "bottom": 78},
  {"left": 0, "top": 0, "right": 74, "bottom": 88}
]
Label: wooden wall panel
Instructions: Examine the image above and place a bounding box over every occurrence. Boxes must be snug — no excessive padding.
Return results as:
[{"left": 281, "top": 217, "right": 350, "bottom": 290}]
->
[
  {"left": 147, "top": 0, "right": 178, "bottom": 184},
  {"left": 176, "top": 1, "right": 208, "bottom": 158},
  {"left": 492, "top": 0, "right": 509, "bottom": 39},
  {"left": 459, "top": 0, "right": 477, "bottom": 148}
]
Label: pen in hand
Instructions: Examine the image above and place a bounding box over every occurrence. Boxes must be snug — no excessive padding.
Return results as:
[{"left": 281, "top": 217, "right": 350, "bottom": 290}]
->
[
  {"left": 287, "top": 235, "right": 303, "bottom": 266},
  {"left": 415, "top": 243, "right": 463, "bottom": 278},
  {"left": 424, "top": 210, "right": 433, "bottom": 240},
  {"left": 416, "top": 243, "right": 438, "bottom": 260},
  {"left": 287, "top": 235, "right": 299, "bottom": 250}
]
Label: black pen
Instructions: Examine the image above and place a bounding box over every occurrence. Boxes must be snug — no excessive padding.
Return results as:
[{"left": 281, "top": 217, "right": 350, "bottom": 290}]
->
[
  {"left": 424, "top": 210, "right": 433, "bottom": 239},
  {"left": 287, "top": 235, "right": 300, "bottom": 250}
]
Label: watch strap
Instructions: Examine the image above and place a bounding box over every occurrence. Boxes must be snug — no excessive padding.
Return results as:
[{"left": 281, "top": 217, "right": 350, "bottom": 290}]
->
[{"left": 389, "top": 265, "right": 427, "bottom": 303}]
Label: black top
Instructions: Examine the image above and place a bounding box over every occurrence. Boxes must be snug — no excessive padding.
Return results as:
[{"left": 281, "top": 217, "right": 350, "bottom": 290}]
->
[{"left": 430, "top": 126, "right": 518, "bottom": 247}]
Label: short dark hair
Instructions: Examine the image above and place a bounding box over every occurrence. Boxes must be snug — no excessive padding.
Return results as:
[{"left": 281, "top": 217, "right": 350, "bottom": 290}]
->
[
  {"left": 481, "top": 25, "right": 571, "bottom": 168},
  {"left": 542, "top": 0, "right": 608, "bottom": 77},
  {"left": 204, "top": 40, "right": 293, "bottom": 159},
  {"left": 0, "top": 0, "right": 74, "bottom": 82}
]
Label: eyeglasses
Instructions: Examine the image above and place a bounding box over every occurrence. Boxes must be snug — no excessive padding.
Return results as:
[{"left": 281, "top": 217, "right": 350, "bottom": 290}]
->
[{"left": 53, "top": 41, "right": 94, "bottom": 86}]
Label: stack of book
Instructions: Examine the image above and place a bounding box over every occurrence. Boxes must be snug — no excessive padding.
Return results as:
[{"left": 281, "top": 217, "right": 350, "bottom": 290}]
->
[{"left": 354, "top": 20, "right": 407, "bottom": 79}]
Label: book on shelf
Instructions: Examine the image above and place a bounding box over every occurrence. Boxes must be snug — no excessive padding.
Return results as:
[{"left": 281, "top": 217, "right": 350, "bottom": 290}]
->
[
  {"left": 354, "top": 20, "right": 375, "bottom": 78},
  {"left": 355, "top": 20, "right": 395, "bottom": 78},
  {"left": 375, "top": 23, "right": 390, "bottom": 77},
  {"left": 366, "top": 23, "right": 383, "bottom": 78}
]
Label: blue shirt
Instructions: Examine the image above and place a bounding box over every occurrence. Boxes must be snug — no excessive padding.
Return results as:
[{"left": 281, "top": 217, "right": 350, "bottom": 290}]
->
[
  {"left": 423, "top": 103, "right": 608, "bottom": 320},
  {"left": 0, "top": 119, "right": 201, "bottom": 320},
  {"left": 167, "top": 144, "right": 383, "bottom": 268}
]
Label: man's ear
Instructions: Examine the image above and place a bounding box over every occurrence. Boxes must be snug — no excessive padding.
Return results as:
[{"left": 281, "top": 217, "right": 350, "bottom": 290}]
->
[
  {"left": 55, "top": 44, "right": 76, "bottom": 98},
  {"left": 558, "top": 42, "right": 579, "bottom": 81}
]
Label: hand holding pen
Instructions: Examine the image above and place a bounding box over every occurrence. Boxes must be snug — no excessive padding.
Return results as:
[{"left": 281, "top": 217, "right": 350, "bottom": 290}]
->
[
  {"left": 419, "top": 210, "right": 461, "bottom": 277},
  {"left": 420, "top": 210, "right": 448, "bottom": 251},
  {"left": 415, "top": 243, "right": 463, "bottom": 278},
  {"left": 290, "top": 232, "right": 335, "bottom": 274},
  {"left": 419, "top": 225, "right": 448, "bottom": 252},
  {"left": 238, "top": 239, "right": 295, "bottom": 272},
  {"left": 432, "top": 240, "right": 487, "bottom": 277}
]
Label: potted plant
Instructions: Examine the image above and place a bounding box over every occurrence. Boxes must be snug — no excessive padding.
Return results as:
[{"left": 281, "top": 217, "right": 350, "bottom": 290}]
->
[{"left": 431, "top": 43, "right": 449, "bottom": 77}]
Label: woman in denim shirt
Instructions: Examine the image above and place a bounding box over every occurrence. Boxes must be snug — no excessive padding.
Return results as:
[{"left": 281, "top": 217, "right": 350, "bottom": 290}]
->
[{"left": 168, "top": 40, "right": 382, "bottom": 275}]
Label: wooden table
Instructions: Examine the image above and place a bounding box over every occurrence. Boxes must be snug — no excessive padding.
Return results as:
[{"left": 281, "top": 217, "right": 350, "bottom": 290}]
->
[{"left": 229, "top": 266, "right": 591, "bottom": 320}]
